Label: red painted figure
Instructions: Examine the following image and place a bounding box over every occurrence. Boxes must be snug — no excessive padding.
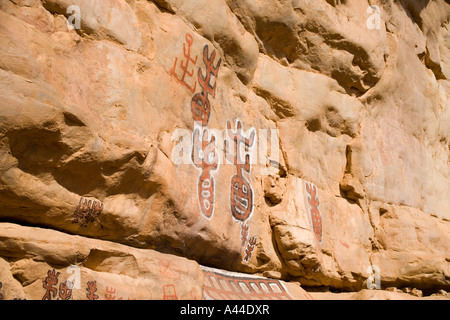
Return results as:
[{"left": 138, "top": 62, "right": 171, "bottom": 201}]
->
[
  {"left": 42, "top": 269, "right": 60, "bottom": 300},
  {"left": 58, "top": 281, "right": 73, "bottom": 300},
  {"left": 192, "top": 127, "right": 219, "bottom": 219},
  {"left": 105, "top": 286, "right": 116, "bottom": 300},
  {"left": 81, "top": 200, "right": 103, "bottom": 227},
  {"left": 73, "top": 197, "right": 91, "bottom": 224},
  {"left": 73, "top": 197, "right": 103, "bottom": 227},
  {"left": 225, "top": 120, "right": 255, "bottom": 222},
  {"left": 240, "top": 224, "right": 249, "bottom": 247},
  {"left": 191, "top": 45, "right": 222, "bottom": 126},
  {"left": 86, "top": 281, "right": 99, "bottom": 300},
  {"left": 305, "top": 183, "right": 323, "bottom": 243},
  {"left": 163, "top": 285, "right": 178, "bottom": 300},
  {"left": 244, "top": 237, "right": 257, "bottom": 262},
  {"left": 159, "top": 259, "right": 181, "bottom": 280},
  {"left": 170, "top": 33, "right": 198, "bottom": 94}
]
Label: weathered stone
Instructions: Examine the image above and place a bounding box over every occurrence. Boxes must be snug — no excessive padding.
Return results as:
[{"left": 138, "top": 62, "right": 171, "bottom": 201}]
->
[
  {"left": 0, "top": 0, "right": 448, "bottom": 300},
  {"left": 269, "top": 177, "right": 374, "bottom": 290},
  {"left": 370, "top": 205, "right": 450, "bottom": 290},
  {"left": 0, "top": 222, "right": 204, "bottom": 300},
  {"left": 310, "top": 289, "right": 448, "bottom": 300}
]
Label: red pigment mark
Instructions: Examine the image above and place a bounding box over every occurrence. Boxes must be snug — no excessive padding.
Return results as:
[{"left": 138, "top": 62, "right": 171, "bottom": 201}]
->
[
  {"left": 305, "top": 183, "right": 323, "bottom": 243},
  {"left": 190, "top": 288, "right": 201, "bottom": 300},
  {"left": 170, "top": 33, "right": 198, "bottom": 94},
  {"left": 159, "top": 259, "right": 181, "bottom": 280},
  {"left": 73, "top": 197, "right": 103, "bottom": 227},
  {"left": 86, "top": 281, "right": 99, "bottom": 300},
  {"left": 240, "top": 224, "right": 249, "bottom": 247},
  {"left": 303, "top": 291, "right": 314, "bottom": 300},
  {"left": 329, "top": 207, "right": 335, "bottom": 222},
  {"left": 225, "top": 120, "right": 255, "bottom": 222},
  {"left": 163, "top": 285, "right": 178, "bottom": 300},
  {"left": 340, "top": 240, "right": 350, "bottom": 249},
  {"left": 244, "top": 237, "right": 257, "bottom": 262},
  {"left": 42, "top": 269, "right": 60, "bottom": 300},
  {"left": 191, "top": 45, "right": 222, "bottom": 126},
  {"left": 58, "top": 281, "right": 73, "bottom": 300},
  {"left": 105, "top": 286, "right": 116, "bottom": 300},
  {"left": 192, "top": 127, "right": 219, "bottom": 219}
]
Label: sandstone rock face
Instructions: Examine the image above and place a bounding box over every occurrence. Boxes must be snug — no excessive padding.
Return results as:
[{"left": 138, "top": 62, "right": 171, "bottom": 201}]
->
[
  {"left": 0, "top": 223, "right": 204, "bottom": 300},
  {"left": 0, "top": 222, "right": 310, "bottom": 300},
  {"left": 0, "top": 0, "right": 449, "bottom": 299}
]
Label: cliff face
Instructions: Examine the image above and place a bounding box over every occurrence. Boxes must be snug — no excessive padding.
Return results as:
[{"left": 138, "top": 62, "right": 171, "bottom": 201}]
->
[{"left": 0, "top": 0, "right": 449, "bottom": 300}]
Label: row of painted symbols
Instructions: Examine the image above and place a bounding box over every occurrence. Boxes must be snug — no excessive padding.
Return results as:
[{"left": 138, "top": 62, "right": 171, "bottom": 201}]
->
[
  {"left": 41, "top": 269, "right": 103, "bottom": 300},
  {"left": 38, "top": 256, "right": 201, "bottom": 300},
  {"left": 202, "top": 268, "right": 293, "bottom": 300},
  {"left": 41, "top": 268, "right": 140, "bottom": 300},
  {"left": 0, "top": 271, "right": 192, "bottom": 300},
  {"left": 170, "top": 33, "right": 257, "bottom": 262}
]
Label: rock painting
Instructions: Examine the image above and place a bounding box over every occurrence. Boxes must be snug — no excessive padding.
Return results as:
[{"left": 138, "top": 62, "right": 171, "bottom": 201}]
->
[
  {"left": 42, "top": 269, "right": 61, "bottom": 300},
  {"left": 86, "top": 281, "right": 99, "bottom": 300},
  {"left": 189, "top": 43, "right": 221, "bottom": 219},
  {"left": 73, "top": 197, "right": 103, "bottom": 227},
  {"left": 170, "top": 33, "right": 198, "bottom": 94},
  {"left": 191, "top": 45, "right": 222, "bottom": 126},
  {"left": 159, "top": 259, "right": 182, "bottom": 280},
  {"left": 41, "top": 269, "right": 140, "bottom": 300},
  {"left": 305, "top": 182, "right": 323, "bottom": 243},
  {"left": 240, "top": 224, "right": 249, "bottom": 247},
  {"left": 201, "top": 266, "right": 293, "bottom": 300},
  {"left": 225, "top": 120, "right": 255, "bottom": 223},
  {"left": 163, "top": 284, "right": 178, "bottom": 300},
  {"left": 105, "top": 286, "right": 116, "bottom": 300},
  {"left": 42, "top": 269, "right": 78, "bottom": 300},
  {"left": 192, "top": 127, "right": 219, "bottom": 219},
  {"left": 243, "top": 237, "right": 257, "bottom": 262},
  {"left": 172, "top": 35, "right": 222, "bottom": 220},
  {"left": 104, "top": 286, "right": 136, "bottom": 300},
  {"left": 225, "top": 120, "right": 258, "bottom": 260},
  {"left": 171, "top": 34, "right": 257, "bottom": 261},
  {"left": 58, "top": 281, "right": 73, "bottom": 300}
]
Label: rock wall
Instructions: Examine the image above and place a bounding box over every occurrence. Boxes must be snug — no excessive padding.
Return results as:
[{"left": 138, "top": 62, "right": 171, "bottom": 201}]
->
[{"left": 0, "top": 0, "right": 449, "bottom": 299}]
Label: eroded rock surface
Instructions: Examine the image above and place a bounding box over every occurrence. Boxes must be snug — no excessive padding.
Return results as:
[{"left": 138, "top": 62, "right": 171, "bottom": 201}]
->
[{"left": 0, "top": 0, "right": 449, "bottom": 299}]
